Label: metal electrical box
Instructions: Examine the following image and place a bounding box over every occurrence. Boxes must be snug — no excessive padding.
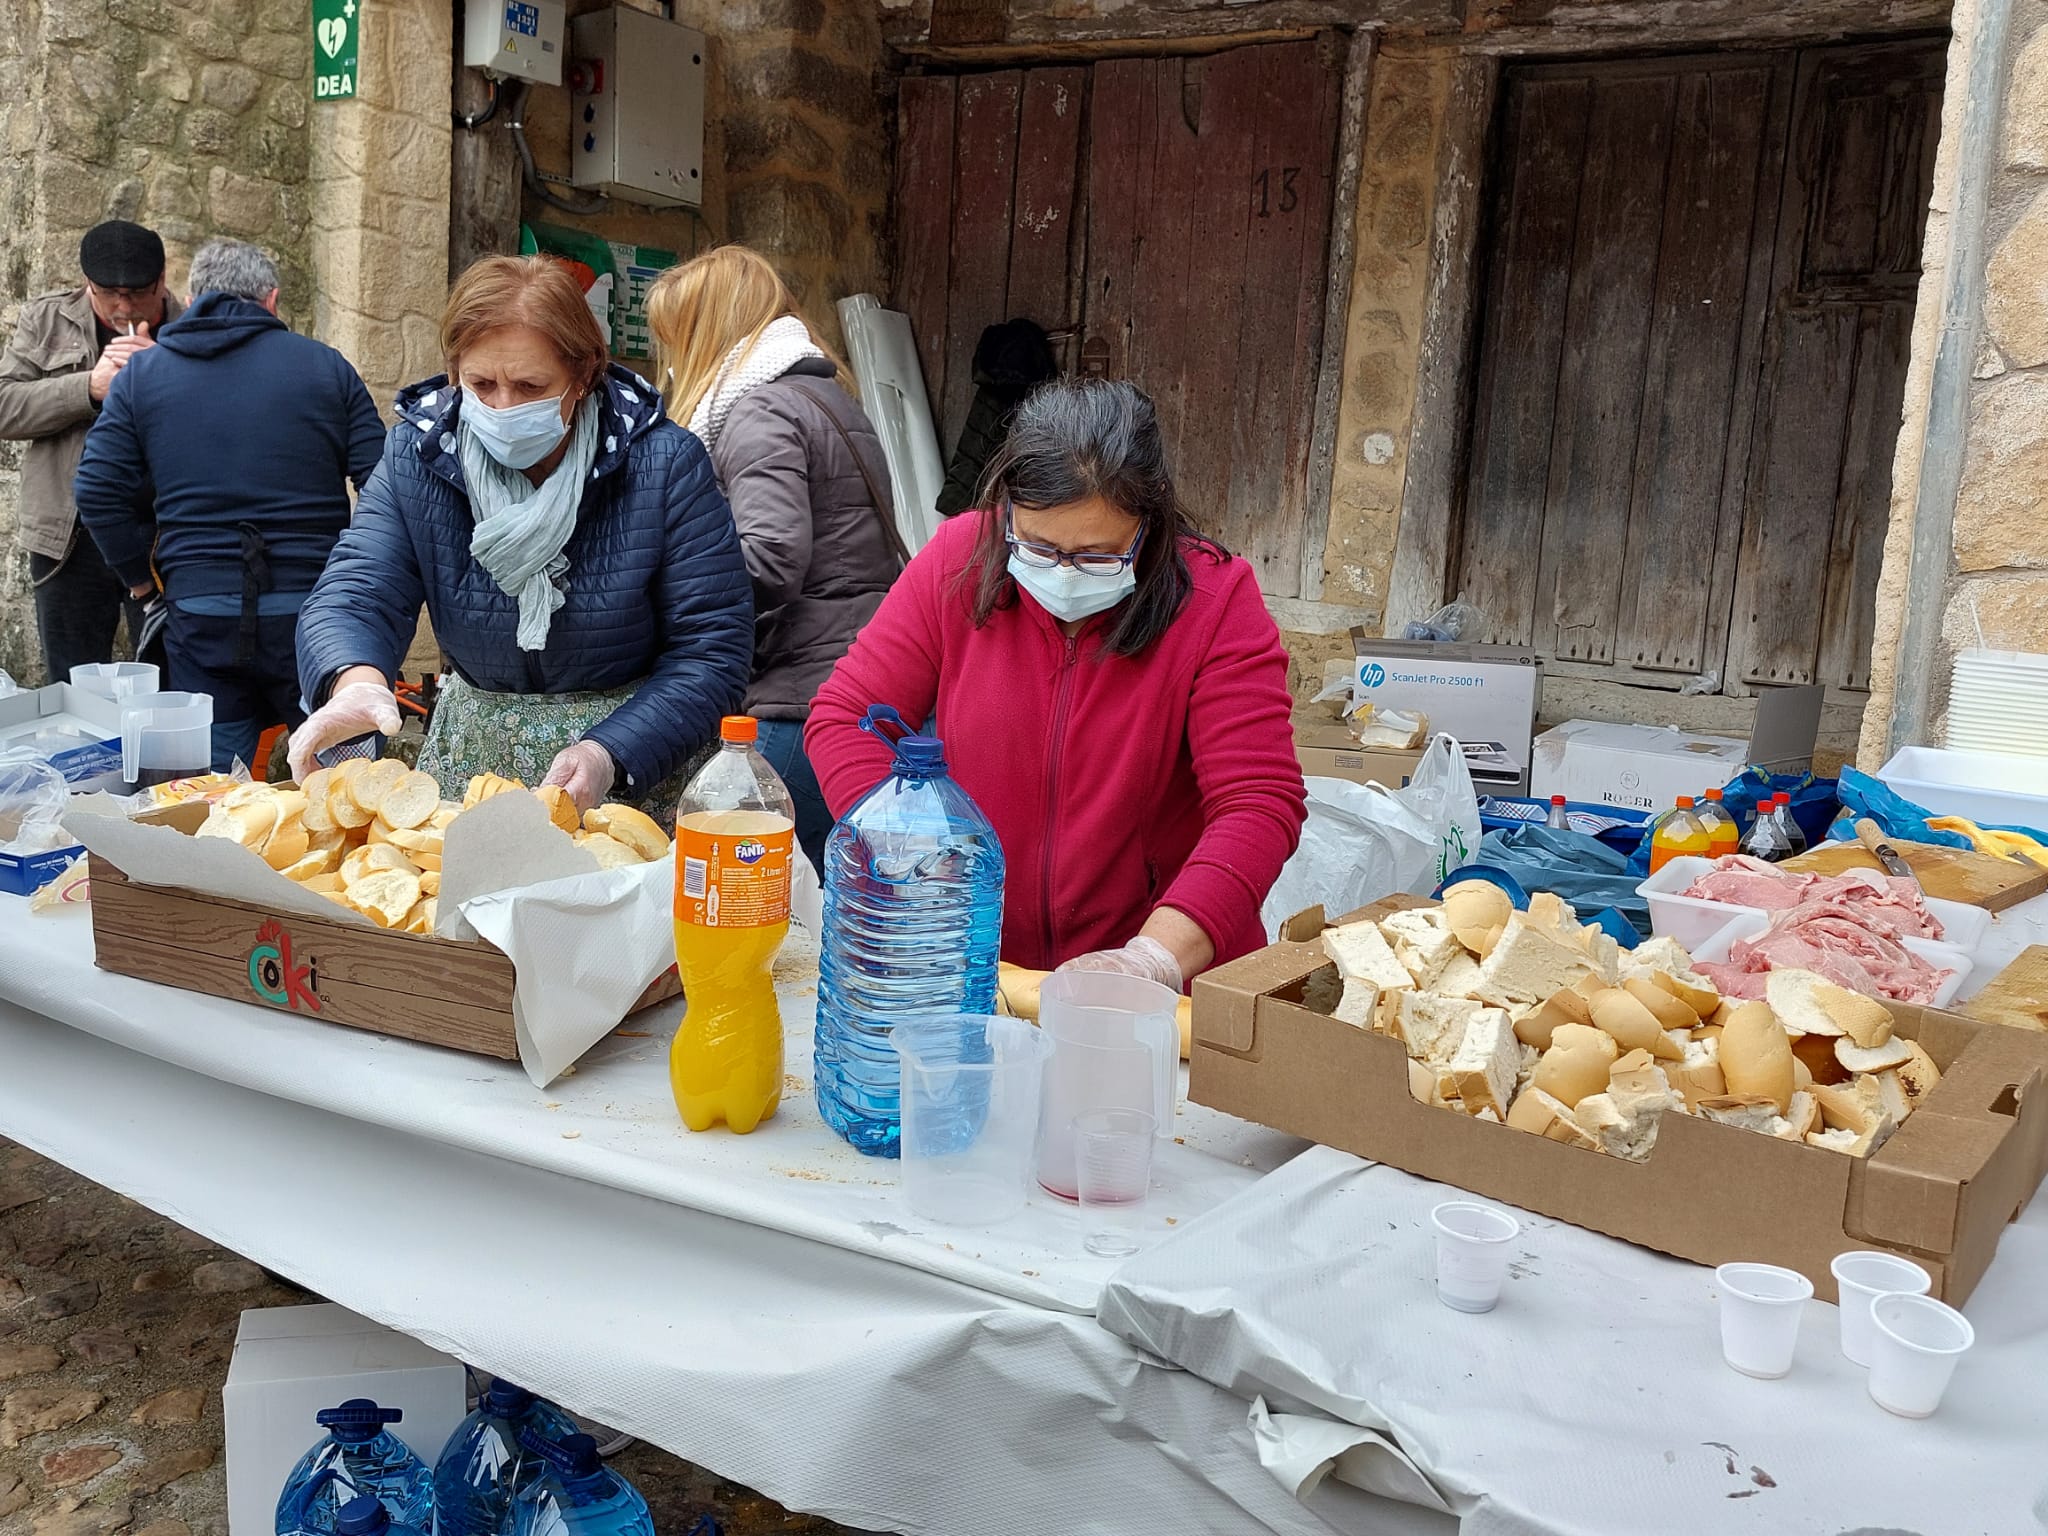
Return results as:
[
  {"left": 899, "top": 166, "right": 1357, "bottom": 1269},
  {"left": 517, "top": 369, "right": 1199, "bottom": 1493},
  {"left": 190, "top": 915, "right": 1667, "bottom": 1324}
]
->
[
  {"left": 569, "top": 6, "right": 706, "bottom": 208},
  {"left": 462, "top": 0, "right": 566, "bottom": 86}
]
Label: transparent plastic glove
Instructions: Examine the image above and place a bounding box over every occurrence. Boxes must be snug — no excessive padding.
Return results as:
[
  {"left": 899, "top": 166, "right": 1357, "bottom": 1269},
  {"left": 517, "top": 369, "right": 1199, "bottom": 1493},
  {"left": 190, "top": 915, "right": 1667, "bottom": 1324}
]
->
[
  {"left": 1057, "top": 934, "right": 1183, "bottom": 994},
  {"left": 286, "top": 682, "right": 402, "bottom": 782},
  {"left": 542, "top": 739, "right": 615, "bottom": 813}
]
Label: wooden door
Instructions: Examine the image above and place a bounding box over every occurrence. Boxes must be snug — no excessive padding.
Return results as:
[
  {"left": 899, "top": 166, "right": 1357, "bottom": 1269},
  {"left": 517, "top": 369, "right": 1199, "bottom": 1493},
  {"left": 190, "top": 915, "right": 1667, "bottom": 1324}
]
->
[
  {"left": 893, "top": 41, "right": 1344, "bottom": 598},
  {"left": 1728, "top": 42, "right": 1942, "bottom": 692},
  {"left": 1454, "top": 39, "right": 1941, "bottom": 696}
]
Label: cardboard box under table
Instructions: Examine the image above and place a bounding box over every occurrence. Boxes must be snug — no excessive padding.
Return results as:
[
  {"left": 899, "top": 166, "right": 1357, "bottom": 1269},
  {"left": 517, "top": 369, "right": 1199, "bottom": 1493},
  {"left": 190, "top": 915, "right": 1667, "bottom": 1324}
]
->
[
  {"left": 83, "top": 800, "right": 677, "bottom": 1061},
  {"left": 1190, "top": 901, "right": 2048, "bottom": 1305}
]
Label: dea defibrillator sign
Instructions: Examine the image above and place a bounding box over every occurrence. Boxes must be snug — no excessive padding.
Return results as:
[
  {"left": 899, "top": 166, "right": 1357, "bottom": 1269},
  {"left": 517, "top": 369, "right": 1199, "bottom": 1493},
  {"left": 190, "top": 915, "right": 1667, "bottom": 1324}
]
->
[{"left": 313, "top": 0, "right": 359, "bottom": 100}]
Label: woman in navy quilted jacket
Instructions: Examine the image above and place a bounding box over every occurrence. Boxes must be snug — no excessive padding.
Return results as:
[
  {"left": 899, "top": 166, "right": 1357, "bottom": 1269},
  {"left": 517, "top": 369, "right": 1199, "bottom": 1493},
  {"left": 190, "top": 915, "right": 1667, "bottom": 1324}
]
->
[{"left": 289, "top": 256, "right": 753, "bottom": 811}]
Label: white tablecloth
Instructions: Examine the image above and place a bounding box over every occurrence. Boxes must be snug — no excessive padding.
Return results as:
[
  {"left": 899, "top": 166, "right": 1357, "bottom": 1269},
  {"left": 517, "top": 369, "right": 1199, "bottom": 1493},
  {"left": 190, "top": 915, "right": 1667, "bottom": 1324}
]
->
[
  {"left": 1099, "top": 1145, "right": 2048, "bottom": 1535},
  {"left": 0, "top": 903, "right": 1455, "bottom": 1536}
]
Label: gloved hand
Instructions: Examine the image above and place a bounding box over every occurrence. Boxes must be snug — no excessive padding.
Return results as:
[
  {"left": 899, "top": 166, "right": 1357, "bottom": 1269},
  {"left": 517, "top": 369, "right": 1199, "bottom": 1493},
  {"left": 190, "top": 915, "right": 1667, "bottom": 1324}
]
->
[
  {"left": 542, "top": 739, "right": 616, "bottom": 813},
  {"left": 286, "top": 681, "right": 402, "bottom": 782},
  {"left": 1056, "top": 934, "right": 1183, "bottom": 993}
]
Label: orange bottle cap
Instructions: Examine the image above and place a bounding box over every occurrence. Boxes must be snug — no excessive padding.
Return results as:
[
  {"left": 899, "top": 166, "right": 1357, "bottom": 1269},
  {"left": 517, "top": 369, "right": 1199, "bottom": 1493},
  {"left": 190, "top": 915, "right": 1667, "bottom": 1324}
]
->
[
  {"left": 1676, "top": 796, "right": 1695, "bottom": 808},
  {"left": 720, "top": 715, "right": 758, "bottom": 744},
  {"left": 1706, "top": 788, "right": 1724, "bottom": 801}
]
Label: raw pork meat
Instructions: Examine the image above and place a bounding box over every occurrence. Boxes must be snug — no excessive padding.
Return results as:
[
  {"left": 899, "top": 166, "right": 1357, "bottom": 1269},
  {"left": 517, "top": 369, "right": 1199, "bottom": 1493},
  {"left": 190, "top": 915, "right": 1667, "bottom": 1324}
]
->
[
  {"left": 1680, "top": 855, "right": 1944, "bottom": 941},
  {"left": 1696, "top": 904, "right": 1953, "bottom": 1004}
]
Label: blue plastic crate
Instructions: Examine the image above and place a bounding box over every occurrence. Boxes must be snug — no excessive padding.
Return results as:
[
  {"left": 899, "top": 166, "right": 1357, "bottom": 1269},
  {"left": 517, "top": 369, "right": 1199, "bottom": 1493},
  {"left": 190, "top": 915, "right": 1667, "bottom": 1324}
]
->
[{"left": 0, "top": 843, "right": 85, "bottom": 897}]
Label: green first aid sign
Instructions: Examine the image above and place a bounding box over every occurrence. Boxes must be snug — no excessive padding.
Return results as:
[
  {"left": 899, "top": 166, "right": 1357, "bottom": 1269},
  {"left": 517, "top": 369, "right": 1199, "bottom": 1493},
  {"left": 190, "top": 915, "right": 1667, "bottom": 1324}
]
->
[{"left": 313, "top": 0, "right": 359, "bottom": 100}]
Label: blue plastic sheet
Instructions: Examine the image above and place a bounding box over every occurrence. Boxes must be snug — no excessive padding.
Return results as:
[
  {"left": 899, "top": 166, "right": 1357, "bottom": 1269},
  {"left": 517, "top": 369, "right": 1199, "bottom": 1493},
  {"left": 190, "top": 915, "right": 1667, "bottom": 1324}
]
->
[
  {"left": 1473, "top": 825, "right": 1651, "bottom": 937},
  {"left": 1828, "top": 764, "right": 2048, "bottom": 846}
]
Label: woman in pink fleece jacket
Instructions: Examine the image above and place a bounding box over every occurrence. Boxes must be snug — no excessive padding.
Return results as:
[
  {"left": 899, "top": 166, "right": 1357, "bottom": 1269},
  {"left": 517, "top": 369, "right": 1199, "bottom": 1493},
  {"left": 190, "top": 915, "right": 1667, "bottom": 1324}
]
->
[{"left": 805, "top": 378, "right": 1307, "bottom": 991}]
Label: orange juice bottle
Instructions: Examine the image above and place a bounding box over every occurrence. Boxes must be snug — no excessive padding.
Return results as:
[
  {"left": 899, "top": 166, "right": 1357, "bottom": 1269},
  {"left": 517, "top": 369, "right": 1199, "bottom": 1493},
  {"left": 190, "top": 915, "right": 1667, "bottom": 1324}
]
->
[
  {"left": 1648, "top": 796, "right": 1712, "bottom": 873},
  {"left": 670, "top": 716, "right": 796, "bottom": 1134},
  {"left": 1697, "top": 788, "right": 1740, "bottom": 859}
]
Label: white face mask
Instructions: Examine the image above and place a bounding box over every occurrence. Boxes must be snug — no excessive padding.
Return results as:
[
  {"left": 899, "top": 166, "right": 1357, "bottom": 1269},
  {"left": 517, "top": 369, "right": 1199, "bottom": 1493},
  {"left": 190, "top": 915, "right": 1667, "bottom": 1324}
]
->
[
  {"left": 462, "top": 387, "right": 571, "bottom": 470},
  {"left": 1007, "top": 553, "right": 1137, "bottom": 623}
]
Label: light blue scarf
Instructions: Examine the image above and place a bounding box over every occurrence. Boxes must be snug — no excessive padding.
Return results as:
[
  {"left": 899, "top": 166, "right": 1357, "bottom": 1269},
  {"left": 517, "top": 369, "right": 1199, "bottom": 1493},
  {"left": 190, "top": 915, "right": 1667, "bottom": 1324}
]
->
[{"left": 459, "top": 393, "right": 602, "bottom": 651}]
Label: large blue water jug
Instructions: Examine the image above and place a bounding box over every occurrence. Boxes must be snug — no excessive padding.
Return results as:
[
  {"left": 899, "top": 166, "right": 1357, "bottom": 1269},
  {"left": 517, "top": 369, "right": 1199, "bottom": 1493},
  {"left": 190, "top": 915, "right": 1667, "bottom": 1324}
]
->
[
  {"left": 433, "top": 1379, "right": 580, "bottom": 1536},
  {"left": 815, "top": 706, "right": 1005, "bottom": 1157},
  {"left": 509, "top": 1432, "right": 654, "bottom": 1536},
  {"left": 275, "top": 1400, "right": 434, "bottom": 1536}
]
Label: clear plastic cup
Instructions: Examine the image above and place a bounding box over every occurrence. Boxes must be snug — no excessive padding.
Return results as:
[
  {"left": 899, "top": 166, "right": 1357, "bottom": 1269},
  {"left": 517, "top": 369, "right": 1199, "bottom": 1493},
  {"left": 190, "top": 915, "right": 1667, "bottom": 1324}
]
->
[
  {"left": 1073, "top": 1107, "right": 1156, "bottom": 1259},
  {"left": 1037, "top": 972, "right": 1178, "bottom": 1201},
  {"left": 1715, "top": 1262, "right": 1813, "bottom": 1379},
  {"left": 892, "top": 1016, "right": 1053, "bottom": 1228},
  {"left": 1830, "top": 1251, "right": 1933, "bottom": 1367},
  {"left": 1430, "top": 1202, "right": 1520, "bottom": 1313},
  {"left": 1868, "top": 1292, "right": 1974, "bottom": 1419}
]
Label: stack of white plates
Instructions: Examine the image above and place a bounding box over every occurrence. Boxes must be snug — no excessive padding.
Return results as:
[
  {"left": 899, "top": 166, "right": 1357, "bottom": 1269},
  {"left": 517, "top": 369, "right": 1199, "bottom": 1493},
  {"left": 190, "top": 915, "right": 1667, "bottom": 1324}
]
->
[{"left": 1946, "top": 648, "right": 2048, "bottom": 758}]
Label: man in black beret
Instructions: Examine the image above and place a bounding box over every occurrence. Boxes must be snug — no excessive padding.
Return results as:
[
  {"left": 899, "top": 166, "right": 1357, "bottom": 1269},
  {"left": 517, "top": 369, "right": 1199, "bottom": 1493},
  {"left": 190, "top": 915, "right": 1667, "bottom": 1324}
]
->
[{"left": 0, "top": 220, "right": 183, "bottom": 683}]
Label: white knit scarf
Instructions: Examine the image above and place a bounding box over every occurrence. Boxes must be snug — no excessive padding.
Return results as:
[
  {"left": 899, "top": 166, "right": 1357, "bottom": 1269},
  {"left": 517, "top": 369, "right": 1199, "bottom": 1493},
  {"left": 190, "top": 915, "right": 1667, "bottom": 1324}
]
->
[
  {"left": 460, "top": 392, "right": 601, "bottom": 652},
  {"left": 685, "top": 314, "right": 826, "bottom": 451}
]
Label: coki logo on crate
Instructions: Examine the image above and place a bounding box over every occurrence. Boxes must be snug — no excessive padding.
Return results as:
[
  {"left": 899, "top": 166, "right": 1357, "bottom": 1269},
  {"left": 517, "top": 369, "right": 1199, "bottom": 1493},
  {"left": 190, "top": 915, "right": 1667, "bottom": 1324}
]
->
[
  {"left": 733, "top": 838, "right": 768, "bottom": 866},
  {"left": 248, "top": 920, "right": 321, "bottom": 1013}
]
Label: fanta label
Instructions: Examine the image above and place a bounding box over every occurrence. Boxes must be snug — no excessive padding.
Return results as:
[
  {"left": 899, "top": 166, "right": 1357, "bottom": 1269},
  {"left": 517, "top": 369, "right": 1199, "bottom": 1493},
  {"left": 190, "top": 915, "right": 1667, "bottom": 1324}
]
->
[{"left": 675, "top": 811, "right": 792, "bottom": 928}]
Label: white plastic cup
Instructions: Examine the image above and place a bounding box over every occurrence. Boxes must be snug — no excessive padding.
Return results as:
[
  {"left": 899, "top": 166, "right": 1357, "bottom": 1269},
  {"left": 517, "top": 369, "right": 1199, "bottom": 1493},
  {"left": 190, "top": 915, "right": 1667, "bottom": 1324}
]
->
[
  {"left": 1830, "top": 1251, "right": 1933, "bottom": 1367},
  {"left": 1867, "top": 1292, "right": 1974, "bottom": 1419},
  {"left": 1715, "top": 1263, "right": 1813, "bottom": 1379},
  {"left": 1430, "top": 1201, "right": 1520, "bottom": 1313}
]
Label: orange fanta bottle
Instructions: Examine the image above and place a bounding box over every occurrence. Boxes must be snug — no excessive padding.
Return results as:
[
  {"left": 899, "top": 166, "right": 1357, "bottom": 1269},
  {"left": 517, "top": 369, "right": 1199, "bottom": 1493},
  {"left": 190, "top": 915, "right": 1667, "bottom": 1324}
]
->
[{"left": 670, "top": 716, "right": 796, "bottom": 1134}]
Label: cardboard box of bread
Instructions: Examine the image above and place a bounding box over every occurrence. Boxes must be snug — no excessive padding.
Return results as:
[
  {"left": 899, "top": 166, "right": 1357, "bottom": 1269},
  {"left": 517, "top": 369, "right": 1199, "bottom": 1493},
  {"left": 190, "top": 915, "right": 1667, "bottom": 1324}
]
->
[
  {"left": 63, "top": 761, "right": 679, "bottom": 1062},
  {"left": 1190, "top": 885, "right": 2048, "bottom": 1303}
]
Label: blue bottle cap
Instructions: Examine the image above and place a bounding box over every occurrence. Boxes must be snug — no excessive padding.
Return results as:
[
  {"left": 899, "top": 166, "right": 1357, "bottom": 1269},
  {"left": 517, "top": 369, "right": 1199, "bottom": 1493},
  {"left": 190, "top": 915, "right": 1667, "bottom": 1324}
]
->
[
  {"left": 317, "top": 1399, "right": 402, "bottom": 1443},
  {"left": 483, "top": 1379, "right": 537, "bottom": 1416},
  {"left": 895, "top": 736, "right": 946, "bottom": 773},
  {"left": 335, "top": 1497, "right": 391, "bottom": 1536}
]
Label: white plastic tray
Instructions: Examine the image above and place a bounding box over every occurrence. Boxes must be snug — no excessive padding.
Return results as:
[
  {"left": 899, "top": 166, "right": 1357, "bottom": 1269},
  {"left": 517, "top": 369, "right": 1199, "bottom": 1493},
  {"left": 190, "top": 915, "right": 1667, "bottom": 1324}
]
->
[
  {"left": 1876, "top": 744, "right": 2048, "bottom": 831},
  {"left": 1638, "top": 854, "right": 1992, "bottom": 958},
  {"left": 1690, "top": 910, "right": 1972, "bottom": 1009}
]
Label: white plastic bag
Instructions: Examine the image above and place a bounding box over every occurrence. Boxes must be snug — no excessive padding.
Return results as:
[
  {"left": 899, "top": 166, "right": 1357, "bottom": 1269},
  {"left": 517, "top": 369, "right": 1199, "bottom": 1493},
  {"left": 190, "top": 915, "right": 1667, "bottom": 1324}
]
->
[{"left": 1261, "top": 734, "right": 1480, "bottom": 938}]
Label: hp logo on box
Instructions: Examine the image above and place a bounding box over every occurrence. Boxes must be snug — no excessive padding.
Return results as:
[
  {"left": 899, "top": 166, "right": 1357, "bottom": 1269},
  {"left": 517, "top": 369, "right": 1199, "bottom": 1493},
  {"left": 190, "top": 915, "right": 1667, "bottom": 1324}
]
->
[{"left": 1358, "top": 662, "right": 1387, "bottom": 688}]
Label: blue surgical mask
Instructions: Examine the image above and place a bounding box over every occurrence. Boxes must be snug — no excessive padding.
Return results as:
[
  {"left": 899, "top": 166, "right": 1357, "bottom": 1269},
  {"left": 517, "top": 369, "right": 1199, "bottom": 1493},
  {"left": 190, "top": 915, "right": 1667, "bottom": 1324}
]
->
[
  {"left": 461, "top": 387, "right": 570, "bottom": 470},
  {"left": 1007, "top": 554, "right": 1137, "bottom": 624}
]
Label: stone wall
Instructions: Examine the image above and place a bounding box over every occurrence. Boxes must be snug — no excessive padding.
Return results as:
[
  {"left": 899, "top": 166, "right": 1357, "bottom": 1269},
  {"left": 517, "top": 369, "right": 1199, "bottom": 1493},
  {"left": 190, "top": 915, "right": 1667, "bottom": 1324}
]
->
[
  {"left": 0, "top": 0, "right": 314, "bottom": 685},
  {"left": 1861, "top": 0, "right": 2048, "bottom": 765},
  {"left": 515, "top": 0, "right": 891, "bottom": 356}
]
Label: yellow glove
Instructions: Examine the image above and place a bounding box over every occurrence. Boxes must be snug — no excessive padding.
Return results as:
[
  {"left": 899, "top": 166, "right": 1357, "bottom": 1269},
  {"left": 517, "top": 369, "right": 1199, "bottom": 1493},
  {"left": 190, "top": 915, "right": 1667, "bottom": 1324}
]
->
[{"left": 1928, "top": 816, "right": 2048, "bottom": 867}]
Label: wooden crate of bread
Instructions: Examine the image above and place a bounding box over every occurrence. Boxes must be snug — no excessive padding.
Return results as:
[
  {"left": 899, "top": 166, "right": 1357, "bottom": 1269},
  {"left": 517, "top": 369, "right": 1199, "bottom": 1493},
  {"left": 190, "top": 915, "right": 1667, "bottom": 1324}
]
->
[{"left": 84, "top": 781, "right": 680, "bottom": 1061}]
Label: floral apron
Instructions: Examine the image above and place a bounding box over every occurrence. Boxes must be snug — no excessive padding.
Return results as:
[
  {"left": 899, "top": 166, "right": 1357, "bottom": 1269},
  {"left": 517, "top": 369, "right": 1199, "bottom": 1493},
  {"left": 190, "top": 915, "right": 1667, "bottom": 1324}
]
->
[{"left": 416, "top": 673, "right": 710, "bottom": 818}]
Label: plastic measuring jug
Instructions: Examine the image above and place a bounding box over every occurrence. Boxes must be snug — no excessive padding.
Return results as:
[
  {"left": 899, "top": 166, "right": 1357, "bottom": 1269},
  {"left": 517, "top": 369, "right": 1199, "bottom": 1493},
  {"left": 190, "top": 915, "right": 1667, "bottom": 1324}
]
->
[
  {"left": 118, "top": 691, "right": 213, "bottom": 789},
  {"left": 70, "top": 661, "right": 159, "bottom": 700},
  {"left": 1035, "top": 971, "right": 1178, "bottom": 1201},
  {"left": 893, "top": 1015, "right": 1053, "bottom": 1226}
]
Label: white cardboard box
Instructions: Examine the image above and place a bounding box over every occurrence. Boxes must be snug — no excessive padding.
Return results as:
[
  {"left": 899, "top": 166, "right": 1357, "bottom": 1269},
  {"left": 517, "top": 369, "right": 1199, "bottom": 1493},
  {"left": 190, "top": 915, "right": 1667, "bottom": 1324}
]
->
[
  {"left": 1349, "top": 635, "right": 1542, "bottom": 782},
  {"left": 223, "top": 1303, "right": 466, "bottom": 1536},
  {"left": 1530, "top": 685, "right": 1823, "bottom": 813}
]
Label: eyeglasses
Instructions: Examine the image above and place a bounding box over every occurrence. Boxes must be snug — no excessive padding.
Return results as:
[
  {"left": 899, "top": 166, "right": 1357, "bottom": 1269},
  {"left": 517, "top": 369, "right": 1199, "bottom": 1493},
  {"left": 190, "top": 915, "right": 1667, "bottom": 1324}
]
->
[{"left": 1004, "top": 505, "right": 1145, "bottom": 576}]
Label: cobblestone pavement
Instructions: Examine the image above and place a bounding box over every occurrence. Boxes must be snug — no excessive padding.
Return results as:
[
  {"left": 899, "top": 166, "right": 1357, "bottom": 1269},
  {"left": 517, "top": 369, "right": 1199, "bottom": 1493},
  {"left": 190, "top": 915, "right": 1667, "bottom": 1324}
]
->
[{"left": 0, "top": 1141, "right": 863, "bottom": 1536}]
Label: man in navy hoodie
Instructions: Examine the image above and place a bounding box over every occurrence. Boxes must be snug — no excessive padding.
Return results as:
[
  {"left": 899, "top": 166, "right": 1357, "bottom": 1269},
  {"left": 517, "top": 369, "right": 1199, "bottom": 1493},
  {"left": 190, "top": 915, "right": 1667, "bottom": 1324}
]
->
[{"left": 74, "top": 239, "right": 384, "bottom": 772}]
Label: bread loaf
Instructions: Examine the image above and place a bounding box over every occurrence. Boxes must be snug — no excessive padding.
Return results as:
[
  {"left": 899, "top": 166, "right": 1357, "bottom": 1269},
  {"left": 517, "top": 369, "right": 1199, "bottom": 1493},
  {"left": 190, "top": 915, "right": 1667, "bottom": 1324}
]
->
[
  {"left": 1532, "top": 1023, "right": 1619, "bottom": 1107},
  {"left": 1720, "top": 1002, "right": 1795, "bottom": 1114}
]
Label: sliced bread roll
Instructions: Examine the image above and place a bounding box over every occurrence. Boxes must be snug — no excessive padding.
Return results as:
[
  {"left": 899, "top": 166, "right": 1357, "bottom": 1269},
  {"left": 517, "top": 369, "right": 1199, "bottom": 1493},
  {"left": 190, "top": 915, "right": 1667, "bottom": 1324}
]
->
[
  {"left": 1624, "top": 976, "right": 1697, "bottom": 1033},
  {"left": 1570, "top": 1091, "right": 1662, "bottom": 1161},
  {"left": 1589, "top": 987, "right": 1684, "bottom": 1061},
  {"left": 1470, "top": 912, "right": 1598, "bottom": 1007},
  {"left": 584, "top": 802, "right": 671, "bottom": 862},
  {"left": 1398, "top": 992, "right": 1484, "bottom": 1066},
  {"left": 1441, "top": 881, "right": 1512, "bottom": 957},
  {"left": 1720, "top": 1002, "right": 1795, "bottom": 1115},
  {"left": 1507, "top": 1087, "right": 1601, "bottom": 1147},
  {"left": 1810, "top": 1075, "right": 1892, "bottom": 1135},
  {"left": 1668, "top": 1036, "right": 1726, "bottom": 1109},
  {"left": 1897, "top": 1040, "right": 1943, "bottom": 1107},
  {"left": 1767, "top": 969, "right": 1895, "bottom": 1048},
  {"left": 1807, "top": 1117, "right": 1894, "bottom": 1157},
  {"left": 1324, "top": 921, "right": 1414, "bottom": 993},
  {"left": 1532, "top": 1023, "right": 1619, "bottom": 1108},
  {"left": 1446, "top": 1008, "right": 1521, "bottom": 1118},
  {"left": 1696, "top": 1095, "right": 1791, "bottom": 1136},
  {"left": 1515, "top": 986, "right": 1594, "bottom": 1050},
  {"left": 1835, "top": 1036, "right": 1916, "bottom": 1075}
]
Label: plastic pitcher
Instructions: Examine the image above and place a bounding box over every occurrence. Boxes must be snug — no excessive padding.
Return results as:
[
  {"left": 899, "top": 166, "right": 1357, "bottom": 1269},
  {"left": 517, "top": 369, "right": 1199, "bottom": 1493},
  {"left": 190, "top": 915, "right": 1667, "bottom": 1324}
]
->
[
  {"left": 893, "top": 1015, "right": 1052, "bottom": 1226},
  {"left": 119, "top": 691, "right": 213, "bottom": 789},
  {"left": 70, "top": 661, "right": 159, "bottom": 700},
  {"left": 1035, "top": 971, "right": 1178, "bottom": 1201}
]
